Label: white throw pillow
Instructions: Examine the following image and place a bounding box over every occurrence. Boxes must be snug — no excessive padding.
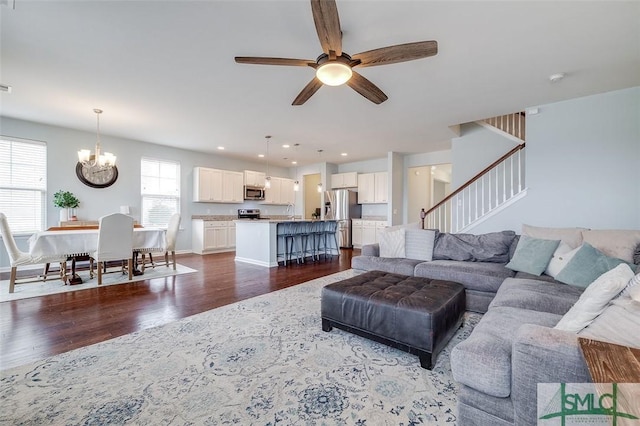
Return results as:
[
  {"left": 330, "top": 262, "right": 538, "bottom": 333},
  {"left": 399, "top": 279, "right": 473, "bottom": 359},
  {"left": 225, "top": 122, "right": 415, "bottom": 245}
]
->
[
  {"left": 545, "top": 242, "right": 580, "bottom": 278},
  {"left": 618, "top": 273, "right": 640, "bottom": 300},
  {"left": 405, "top": 229, "right": 436, "bottom": 261},
  {"left": 379, "top": 228, "right": 406, "bottom": 258},
  {"left": 578, "top": 298, "right": 640, "bottom": 348},
  {"left": 554, "top": 263, "right": 636, "bottom": 333}
]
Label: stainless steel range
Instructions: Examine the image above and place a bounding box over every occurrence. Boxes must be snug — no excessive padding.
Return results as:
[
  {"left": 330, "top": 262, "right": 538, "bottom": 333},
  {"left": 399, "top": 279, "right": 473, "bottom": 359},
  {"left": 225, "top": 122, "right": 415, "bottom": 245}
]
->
[{"left": 238, "top": 208, "right": 264, "bottom": 220}]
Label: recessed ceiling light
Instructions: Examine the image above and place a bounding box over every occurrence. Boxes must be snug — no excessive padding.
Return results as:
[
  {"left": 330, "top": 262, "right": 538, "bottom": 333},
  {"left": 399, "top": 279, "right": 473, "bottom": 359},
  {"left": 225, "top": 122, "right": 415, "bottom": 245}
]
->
[
  {"left": 217, "top": 146, "right": 225, "bottom": 150},
  {"left": 292, "top": 161, "right": 297, "bottom": 165},
  {"left": 282, "top": 144, "right": 290, "bottom": 148},
  {"left": 258, "top": 154, "right": 265, "bottom": 158},
  {"left": 341, "top": 153, "right": 348, "bottom": 156}
]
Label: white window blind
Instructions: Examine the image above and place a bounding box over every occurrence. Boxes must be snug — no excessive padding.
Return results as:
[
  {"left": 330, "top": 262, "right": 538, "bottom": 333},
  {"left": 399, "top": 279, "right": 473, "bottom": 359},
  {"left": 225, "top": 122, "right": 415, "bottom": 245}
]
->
[
  {"left": 0, "top": 137, "right": 47, "bottom": 233},
  {"left": 141, "top": 157, "right": 180, "bottom": 228}
]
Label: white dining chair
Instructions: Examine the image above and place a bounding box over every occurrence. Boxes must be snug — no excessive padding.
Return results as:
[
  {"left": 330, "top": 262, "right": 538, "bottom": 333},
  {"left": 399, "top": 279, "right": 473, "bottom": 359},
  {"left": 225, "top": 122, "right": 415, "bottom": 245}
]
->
[
  {"left": 0, "top": 213, "right": 66, "bottom": 293},
  {"left": 139, "top": 213, "right": 181, "bottom": 271},
  {"left": 89, "top": 213, "right": 134, "bottom": 285}
]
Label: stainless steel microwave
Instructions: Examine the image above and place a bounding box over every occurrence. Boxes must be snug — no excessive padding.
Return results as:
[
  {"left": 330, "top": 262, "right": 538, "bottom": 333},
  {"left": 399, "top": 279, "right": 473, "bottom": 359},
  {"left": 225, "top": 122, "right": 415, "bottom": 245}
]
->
[{"left": 244, "top": 186, "right": 265, "bottom": 200}]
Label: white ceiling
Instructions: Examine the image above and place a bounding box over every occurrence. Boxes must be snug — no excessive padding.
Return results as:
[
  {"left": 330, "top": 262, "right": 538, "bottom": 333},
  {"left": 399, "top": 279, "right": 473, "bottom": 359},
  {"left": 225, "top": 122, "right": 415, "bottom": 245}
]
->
[{"left": 1, "top": 1, "right": 639, "bottom": 168}]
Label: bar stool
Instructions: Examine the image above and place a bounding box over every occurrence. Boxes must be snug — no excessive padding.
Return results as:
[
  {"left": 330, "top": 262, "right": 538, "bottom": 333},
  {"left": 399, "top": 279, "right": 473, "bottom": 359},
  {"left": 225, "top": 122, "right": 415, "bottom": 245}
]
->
[
  {"left": 310, "top": 221, "right": 325, "bottom": 261},
  {"left": 322, "top": 220, "right": 339, "bottom": 259}
]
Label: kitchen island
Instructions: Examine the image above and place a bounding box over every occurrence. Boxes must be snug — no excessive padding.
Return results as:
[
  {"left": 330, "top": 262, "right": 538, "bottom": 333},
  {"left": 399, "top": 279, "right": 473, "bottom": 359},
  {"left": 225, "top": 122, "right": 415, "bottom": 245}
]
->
[{"left": 234, "top": 219, "right": 337, "bottom": 267}]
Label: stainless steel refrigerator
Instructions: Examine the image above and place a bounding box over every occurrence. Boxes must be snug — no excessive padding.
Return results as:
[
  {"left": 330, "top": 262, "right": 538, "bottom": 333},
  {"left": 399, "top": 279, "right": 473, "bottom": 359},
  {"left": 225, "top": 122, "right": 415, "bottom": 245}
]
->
[{"left": 325, "top": 189, "right": 362, "bottom": 248}]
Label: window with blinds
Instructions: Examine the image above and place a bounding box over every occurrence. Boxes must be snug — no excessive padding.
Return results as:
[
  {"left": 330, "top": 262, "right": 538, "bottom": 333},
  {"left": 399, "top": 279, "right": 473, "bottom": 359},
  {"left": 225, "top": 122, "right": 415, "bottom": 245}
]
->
[
  {"left": 141, "top": 157, "right": 180, "bottom": 228},
  {"left": 0, "top": 137, "right": 47, "bottom": 234}
]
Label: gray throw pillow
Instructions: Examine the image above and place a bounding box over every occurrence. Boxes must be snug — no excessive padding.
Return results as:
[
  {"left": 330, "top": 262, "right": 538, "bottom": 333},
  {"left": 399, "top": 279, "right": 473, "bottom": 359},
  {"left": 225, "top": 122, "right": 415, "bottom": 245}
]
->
[
  {"left": 555, "top": 242, "right": 633, "bottom": 288},
  {"left": 433, "top": 230, "right": 517, "bottom": 263},
  {"left": 405, "top": 229, "right": 436, "bottom": 261},
  {"left": 505, "top": 236, "right": 560, "bottom": 276}
]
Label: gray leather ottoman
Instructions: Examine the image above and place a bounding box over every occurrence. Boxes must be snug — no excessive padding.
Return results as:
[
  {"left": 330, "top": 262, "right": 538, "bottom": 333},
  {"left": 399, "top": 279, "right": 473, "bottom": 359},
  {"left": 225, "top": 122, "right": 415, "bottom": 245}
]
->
[{"left": 321, "top": 270, "right": 466, "bottom": 369}]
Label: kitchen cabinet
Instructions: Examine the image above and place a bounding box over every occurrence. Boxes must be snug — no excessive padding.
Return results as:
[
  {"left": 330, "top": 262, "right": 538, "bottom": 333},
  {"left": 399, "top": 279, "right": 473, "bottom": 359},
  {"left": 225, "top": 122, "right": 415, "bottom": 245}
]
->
[
  {"left": 194, "top": 167, "right": 223, "bottom": 202},
  {"left": 352, "top": 219, "right": 387, "bottom": 248},
  {"left": 262, "top": 177, "right": 295, "bottom": 205},
  {"left": 223, "top": 171, "right": 244, "bottom": 203},
  {"left": 194, "top": 167, "right": 244, "bottom": 203},
  {"left": 357, "top": 172, "right": 388, "bottom": 204},
  {"left": 244, "top": 170, "right": 266, "bottom": 188},
  {"left": 192, "top": 220, "right": 236, "bottom": 254},
  {"left": 331, "top": 172, "right": 358, "bottom": 189}
]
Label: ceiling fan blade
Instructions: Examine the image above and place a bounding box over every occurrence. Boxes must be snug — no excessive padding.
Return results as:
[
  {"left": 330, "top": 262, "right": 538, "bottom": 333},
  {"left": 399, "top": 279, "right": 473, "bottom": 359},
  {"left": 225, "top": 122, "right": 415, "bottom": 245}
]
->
[
  {"left": 235, "top": 57, "right": 316, "bottom": 67},
  {"left": 346, "top": 71, "right": 388, "bottom": 104},
  {"left": 352, "top": 41, "right": 438, "bottom": 68},
  {"left": 292, "top": 77, "right": 324, "bottom": 105},
  {"left": 311, "top": 0, "right": 342, "bottom": 56}
]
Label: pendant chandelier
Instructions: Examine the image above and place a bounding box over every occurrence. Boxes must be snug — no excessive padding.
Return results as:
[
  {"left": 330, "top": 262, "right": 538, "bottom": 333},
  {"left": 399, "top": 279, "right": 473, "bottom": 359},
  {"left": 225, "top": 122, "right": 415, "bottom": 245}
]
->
[
  {"left": 77, "top": 108, "right": 116, "bottom": 168},
  {"left": 264, "top": 135, "right": 271, "bottom": 189},
  {"left": 293, "top": 143, "right": 300, "bottom": 191},
  {"left": 317, "top": 149, "right": 323, "bottom": 193}
]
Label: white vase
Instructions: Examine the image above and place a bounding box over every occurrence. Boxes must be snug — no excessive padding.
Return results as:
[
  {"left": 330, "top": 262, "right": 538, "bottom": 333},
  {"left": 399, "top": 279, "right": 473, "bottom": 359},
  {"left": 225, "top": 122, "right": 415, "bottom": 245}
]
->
[{"left": 59, "top": 208, "right": 69, "bottom": 223}]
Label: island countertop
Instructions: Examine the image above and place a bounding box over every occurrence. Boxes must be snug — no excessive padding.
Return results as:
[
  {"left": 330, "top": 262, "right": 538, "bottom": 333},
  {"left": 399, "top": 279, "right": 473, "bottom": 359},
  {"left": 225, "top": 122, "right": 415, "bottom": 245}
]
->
[{"left": 234, "top": 219, "right": 337, "bottom": 267}]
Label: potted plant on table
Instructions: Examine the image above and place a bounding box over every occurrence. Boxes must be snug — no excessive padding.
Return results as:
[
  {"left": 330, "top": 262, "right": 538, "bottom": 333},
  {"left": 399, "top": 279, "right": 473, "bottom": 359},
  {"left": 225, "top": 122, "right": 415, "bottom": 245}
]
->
[{"left": 53, "top": 190, "right": 80, "bottom": 222}]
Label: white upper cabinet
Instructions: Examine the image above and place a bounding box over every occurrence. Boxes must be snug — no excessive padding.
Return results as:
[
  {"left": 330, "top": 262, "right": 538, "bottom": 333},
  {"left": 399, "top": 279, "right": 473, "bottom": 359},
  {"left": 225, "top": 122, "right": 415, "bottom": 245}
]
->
[
  {"left": 331, "top": 172, "right": 358, "bottom": 189},
  {"left": 194, "top": 167, "right": 244, "bottom": 203},
  {"left": 261, "top": 176, "right": 295, "bottom": 205},
  {"left": 244, "top": 170, "right": 266, "bottom": 187},
  {"left": 357, "top": 172, "right": 388, "bottom": 204}
]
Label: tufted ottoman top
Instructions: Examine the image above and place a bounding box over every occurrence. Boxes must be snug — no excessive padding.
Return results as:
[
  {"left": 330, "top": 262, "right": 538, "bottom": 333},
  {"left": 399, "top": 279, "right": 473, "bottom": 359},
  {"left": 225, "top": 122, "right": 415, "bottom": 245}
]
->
[{"left": 321, "top": 270, "right": 465, "bottom": 355}]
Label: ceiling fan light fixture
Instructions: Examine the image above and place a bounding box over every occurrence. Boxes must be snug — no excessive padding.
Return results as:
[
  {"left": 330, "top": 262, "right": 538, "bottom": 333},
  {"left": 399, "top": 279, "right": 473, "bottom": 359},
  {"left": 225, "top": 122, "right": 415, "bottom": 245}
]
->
[{"left": 316, "top": 62, "right": 352, "bottom": 86}]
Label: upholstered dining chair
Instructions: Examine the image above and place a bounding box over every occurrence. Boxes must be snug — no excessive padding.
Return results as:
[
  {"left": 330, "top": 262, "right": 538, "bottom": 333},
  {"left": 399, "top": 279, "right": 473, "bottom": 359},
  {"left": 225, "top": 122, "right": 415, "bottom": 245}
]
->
[
  {"left": 139, "top": 213, "right": 181, "bottom": 271},
  {"left": 89, "top": 213, "right": 134, "bottom": 285},
  {"left": 0, "top": 213, "right": 66, "bottom": 293}
]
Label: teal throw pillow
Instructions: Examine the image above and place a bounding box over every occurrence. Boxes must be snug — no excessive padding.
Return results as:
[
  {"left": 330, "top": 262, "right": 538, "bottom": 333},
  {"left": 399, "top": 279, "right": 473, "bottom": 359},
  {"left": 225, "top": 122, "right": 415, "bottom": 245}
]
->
[
  {"left": 555, "top": 242, "right": 633, "bottom": 288},
  {"left": 506, "top": 236, "right": 560, "bottom": 276}
]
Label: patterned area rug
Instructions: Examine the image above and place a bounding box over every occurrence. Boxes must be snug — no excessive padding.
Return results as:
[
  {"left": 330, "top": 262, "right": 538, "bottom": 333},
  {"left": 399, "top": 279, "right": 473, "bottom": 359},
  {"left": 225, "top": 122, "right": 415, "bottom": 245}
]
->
[
  {"left": 0, "top": 263, "right": 197, "bottom": 302},
  {"left": 1, "top": 269, "right": 481, "bottom": 425}
]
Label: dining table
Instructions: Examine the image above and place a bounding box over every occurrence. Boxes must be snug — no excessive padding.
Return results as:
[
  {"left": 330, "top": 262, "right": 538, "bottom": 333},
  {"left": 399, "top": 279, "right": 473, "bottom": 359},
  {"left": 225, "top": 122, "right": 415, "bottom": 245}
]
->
[{"left": 29, "top": 227, "right": 166, "bottom": 284}]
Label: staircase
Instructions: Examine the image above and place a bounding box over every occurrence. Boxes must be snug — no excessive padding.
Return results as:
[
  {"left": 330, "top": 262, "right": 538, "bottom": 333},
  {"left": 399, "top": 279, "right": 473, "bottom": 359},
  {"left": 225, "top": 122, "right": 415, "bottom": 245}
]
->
[{"left": 424, "top": 112, "right": 527, "bottom": 233}]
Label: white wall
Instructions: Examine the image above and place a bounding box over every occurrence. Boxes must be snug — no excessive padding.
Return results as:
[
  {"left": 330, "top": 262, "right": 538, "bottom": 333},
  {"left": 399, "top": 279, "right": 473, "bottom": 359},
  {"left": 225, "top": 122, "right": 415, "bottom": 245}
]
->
[
  {"left": 451, "top": 123, "right": 519, "bottom": 188},
  {"left": 470, "top": 86, "right": 640, "bottom": 233},
  {"left": 0, "top": 116, "right": 291, "bottom": 266}
]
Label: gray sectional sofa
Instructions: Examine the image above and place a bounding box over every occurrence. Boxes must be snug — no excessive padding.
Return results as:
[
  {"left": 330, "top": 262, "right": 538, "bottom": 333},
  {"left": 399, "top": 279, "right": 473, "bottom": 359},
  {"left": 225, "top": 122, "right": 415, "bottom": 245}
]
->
[
  {"left": 352, "top": 230, "right": 522, "bottom": 313},
  {"left": 351, "top": 227, "right": 640, "bottom": 425}
]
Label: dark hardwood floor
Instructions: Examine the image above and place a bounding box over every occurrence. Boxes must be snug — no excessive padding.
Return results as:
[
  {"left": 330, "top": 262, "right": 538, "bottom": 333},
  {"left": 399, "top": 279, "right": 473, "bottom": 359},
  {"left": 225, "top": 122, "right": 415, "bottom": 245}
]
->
[{"left": 0, "top": 250, "right": 357, "bottom": 371}]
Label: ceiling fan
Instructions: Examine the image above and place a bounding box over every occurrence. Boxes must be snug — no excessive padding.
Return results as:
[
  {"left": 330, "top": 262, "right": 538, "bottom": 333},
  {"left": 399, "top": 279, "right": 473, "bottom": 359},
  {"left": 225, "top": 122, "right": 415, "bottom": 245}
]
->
[{"left": 235, "top": 0, "right": 437, "bottom": 105}]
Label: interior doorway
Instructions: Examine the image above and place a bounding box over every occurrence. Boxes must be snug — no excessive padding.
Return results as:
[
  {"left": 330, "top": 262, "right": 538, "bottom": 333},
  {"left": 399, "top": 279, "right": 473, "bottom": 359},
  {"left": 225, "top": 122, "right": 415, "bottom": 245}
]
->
[
  {"left": 407, "top": 164, "right": 452, "bottom": 224},
  {"left": 303, "top": 173, "right": 321, "bottom": 219}
]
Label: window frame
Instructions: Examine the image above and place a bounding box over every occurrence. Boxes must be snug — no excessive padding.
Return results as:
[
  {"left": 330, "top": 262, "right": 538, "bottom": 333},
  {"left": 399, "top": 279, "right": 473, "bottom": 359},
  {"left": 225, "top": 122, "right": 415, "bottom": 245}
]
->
[
  {"left": 0, "top": 136, "right": 48, "bottom": 235},
  {"left": 140, "top": 156, "right": 181, "bottom": 229}
]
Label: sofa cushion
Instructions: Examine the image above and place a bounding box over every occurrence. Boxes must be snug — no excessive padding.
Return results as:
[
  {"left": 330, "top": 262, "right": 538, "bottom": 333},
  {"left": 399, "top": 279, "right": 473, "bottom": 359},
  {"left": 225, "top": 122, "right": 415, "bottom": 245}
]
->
[
  {"left": 555, "top": 242, "right": 634, "bottom": 288},
  {"left": 414, "top": 260, "right": 515, "bottom": 293},
  {"left": 451, "top": 306, "right": 561, "bottom": 398},
  {"left": 582, "top": 229, "right": 640, "bottom": 264},
  {"left": 489, "top": 278, "right": 583, "bottom": 315},
  {"left": 554, "top": 264, "right": 635, "bottom": 332},
  {"left": 513, "top": 271, "right": 559, "bottom": 283},
  {"left": 404, "top": 229, "right": 436, "bottom": 261},
  {"left": 351, "top": 255, "right": 422, "bottom": 277},
  {"left": 521, "top": 224, "right": 586, "bottom": 248},
  {"left": 433, "top": 231, "right": 517, "bottom": 263},
  {"left": 506, "top": 236, "right": 560, "bottom": 276}
]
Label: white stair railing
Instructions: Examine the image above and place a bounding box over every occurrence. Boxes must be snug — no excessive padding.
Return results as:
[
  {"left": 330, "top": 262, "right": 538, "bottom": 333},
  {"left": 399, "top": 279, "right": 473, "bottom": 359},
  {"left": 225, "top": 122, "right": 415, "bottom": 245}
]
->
[{"left": 425, "top": 144, "right": 526, "bottom": 233}]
